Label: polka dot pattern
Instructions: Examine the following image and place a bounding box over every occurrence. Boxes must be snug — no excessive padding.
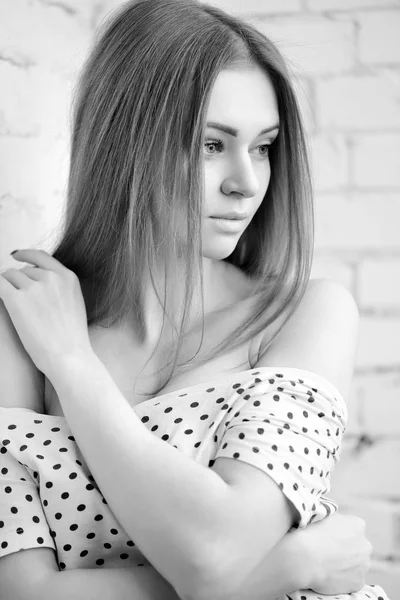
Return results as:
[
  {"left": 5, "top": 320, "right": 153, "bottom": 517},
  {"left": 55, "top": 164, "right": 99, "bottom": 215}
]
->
[
  {"left": 0, "top": 368, "right": 390, "bottom": 598},
  {"left": 279, "top": 589, "right": 388, "bottom": 600},
  {"left": 0, "top": 410, "right": 145, "bottom": 570},
  {"left": 213, "top": 372, "right": 348, "bottom": 529}
]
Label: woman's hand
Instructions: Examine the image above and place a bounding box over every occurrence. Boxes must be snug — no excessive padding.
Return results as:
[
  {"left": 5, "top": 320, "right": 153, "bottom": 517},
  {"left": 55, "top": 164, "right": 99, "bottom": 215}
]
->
[
  {"left": 0, "top": 249, "right": 93, "bottom": 378},
  {"left": 297, "top": 511, "right": 373, "bottom": 594}
]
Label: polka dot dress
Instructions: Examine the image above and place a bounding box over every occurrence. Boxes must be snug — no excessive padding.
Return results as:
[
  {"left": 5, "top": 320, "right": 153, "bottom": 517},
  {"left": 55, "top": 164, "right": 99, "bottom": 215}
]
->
[{"left": 0, "top": 367, "right": 389, "bottom": 599}]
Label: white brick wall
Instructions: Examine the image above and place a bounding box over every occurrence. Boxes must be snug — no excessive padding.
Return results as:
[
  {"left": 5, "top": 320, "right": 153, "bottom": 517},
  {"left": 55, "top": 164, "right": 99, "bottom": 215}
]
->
[
  {"left": 255, "top": 16, "right": 356, "bottom": 75},
  {"left": 0, "top": 0, "right": 90, "bottom": 75},
  {"left": 0, "top": 63, "right": 72, "bottom": 137},
  {"left": 358, "top": 260, "right": 400, "bottom": 309},
  {"left": 307, "top": 0, "right": 400, "bottom": 10},
  {"left": 314, "top": 193, "right": 400, "bottom": 249},
  {"left": 352, "top": 373, "right": 400, "bottom": 436},
  {"left": 0, "top": 0, "right": 399, "bottom": 593},
  {"left": 357, "top": 317, "right": 400, "bottom": 368},
  {"left": 316, "top": 72, "right": 400, "bottom": 131},
  {"left": 331, "top": 437, "right": 400, "bottom": 499},
  {"left": 358, "top": 11, "right": 400, "bottom": 64},
  {"left": 353, "top": 134, "right": 400, "bottom": 187},
  {"left": 338, "top": 499, "right": 400, "bottom": 559},
  {"left": 200, "top": 0, "right": 302, "bottom": 15},
  {"left": 310, "top": 256, "right": 355, "bottom": 290},
  {"left": 311, "top": 134, "right": 349, "bottom": 190}
]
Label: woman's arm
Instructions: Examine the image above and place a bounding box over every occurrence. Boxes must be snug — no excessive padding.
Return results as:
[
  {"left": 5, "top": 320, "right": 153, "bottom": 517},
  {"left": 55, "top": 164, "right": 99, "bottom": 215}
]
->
[
  {"left": 215, "top": 279, "right": 359, "bottom": 599},
  {"left": 0, "top": 300, "right": 180, "bottom": 599},
  {"left": 256, "top": 278, "right": 359, "bottom": 400},
  {"left": 0, "top": 254, "right": 359, "bottom": 600},
  {"left": 0, "top": 282, "right": 306, "bottom": 600},
  {"left": 0, "top": 281, "right": 312, "bottom": 600},
  {"left": 2, "top": 513, "right": 371, "bottom": 600},
  {"left": 0, "top": 298, "right": 45, "bottom": 412},
  {"left": 43, "top": 280, "right": 358, "bottom": 599},
  {"left": 47, "top": 351, "right": 297, "bottom": 600},
  {"left": 1, "top": 527, "right": 330, "bottom": 600},
  {"left": 0, "top": 548, "right": 180, "bottom": 600},
  {"left": 232, "top": 512, "right": 372, "bottom": 600}
]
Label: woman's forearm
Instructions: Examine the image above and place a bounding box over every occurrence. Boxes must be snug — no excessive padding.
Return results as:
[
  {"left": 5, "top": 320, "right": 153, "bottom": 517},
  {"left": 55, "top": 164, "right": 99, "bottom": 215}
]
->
[
  {"left": 48, "top": 352, "right": 294, "bottom": 598},
  {"left": 42, "top": 531, "right": 309, "bottom": 600},
  {"left": 40, "top": 566, "right": 180, "bottom": 600},
  {"left": 229, "top": 528, "right": 311, "bottom": 600}
]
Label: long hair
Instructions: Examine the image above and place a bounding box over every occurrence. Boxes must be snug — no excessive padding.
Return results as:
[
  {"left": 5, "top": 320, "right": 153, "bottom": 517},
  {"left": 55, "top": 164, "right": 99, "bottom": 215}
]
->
[{"left": 52, "top": 0, "right": 313, "bottom": 396}]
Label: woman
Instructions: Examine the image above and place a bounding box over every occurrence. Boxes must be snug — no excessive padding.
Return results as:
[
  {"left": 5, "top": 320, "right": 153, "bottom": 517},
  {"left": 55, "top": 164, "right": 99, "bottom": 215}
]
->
[{"left": 0, "top": 0, "right": 388, "bottom": 598}]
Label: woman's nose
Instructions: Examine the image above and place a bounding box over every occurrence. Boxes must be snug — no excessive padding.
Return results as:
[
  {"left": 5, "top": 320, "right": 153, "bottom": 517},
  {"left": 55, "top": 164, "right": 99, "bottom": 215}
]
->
[{"left": 221, "top": 156, "right": 260, "bottom": 198}]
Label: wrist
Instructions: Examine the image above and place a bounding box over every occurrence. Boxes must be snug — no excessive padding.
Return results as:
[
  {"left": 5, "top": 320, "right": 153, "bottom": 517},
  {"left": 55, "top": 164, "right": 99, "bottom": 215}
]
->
[
  {"left": 45, "top": 349, "right": 100, "bottom": 385},
  {"left": 283, "top": 527, "right": 315, "bottom": 590}
]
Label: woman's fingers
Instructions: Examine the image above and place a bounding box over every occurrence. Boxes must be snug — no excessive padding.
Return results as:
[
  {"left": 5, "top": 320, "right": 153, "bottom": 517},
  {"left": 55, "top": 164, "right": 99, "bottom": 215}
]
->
[
  {"left": 0, "top": 271, "right": 16, "bottom": 300},
  {"left": 0, "top": 268, "right": 34, "bottom": 290},
  {"left": 0, "top": 265, "right": 46, "bottom": 292},
  {"left": 0, "top": 249, "right": 90, "bottom": 376},
  {"left": 19, "top": 266, "right": 43, "bottom": 281},
  {"left": 10, "top": 249, "right": 66, "bottom": 275}
]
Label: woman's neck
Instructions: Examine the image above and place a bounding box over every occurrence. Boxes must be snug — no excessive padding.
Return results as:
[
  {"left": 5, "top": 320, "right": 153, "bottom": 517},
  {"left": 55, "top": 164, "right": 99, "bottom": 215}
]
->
[{"left": 140, "top": 258, "right": 227, "bottom": 340}]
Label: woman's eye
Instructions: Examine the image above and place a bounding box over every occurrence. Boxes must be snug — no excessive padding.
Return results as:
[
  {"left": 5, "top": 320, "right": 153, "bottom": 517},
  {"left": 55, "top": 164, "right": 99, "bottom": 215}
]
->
[
  {"left": 204, "top": 140, "right": 272, "bottom": 157},
  {"left": 256, "top": 144, "right": 271, "bottom": 158},
  {"left": 204, "top": 140, "right": 223, "bottom": 155}
]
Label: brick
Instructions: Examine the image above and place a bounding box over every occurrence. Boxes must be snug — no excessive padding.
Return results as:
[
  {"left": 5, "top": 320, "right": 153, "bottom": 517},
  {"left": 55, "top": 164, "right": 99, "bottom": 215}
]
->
[
  {"left": 0, "top": 63, "right": 71, "bottom": 137},
  {"left": 310, "top": 256, "right": 354, "bottom": 291},
  {"left": 90, "top": 0, "right": 130, "bottom": 28},
  {"left": 0, "top": 133, "right": 68, "bottom": 262},
  {"left": 359, "top": 10, "right": 400, "bottom": 65},
  {"left": 0, "top": 0, "right": 90, "bottom": 75},
  {"left": 341, "top": 379, "right": 362, "bottom": 435},
  {"left": 0, "top": 136, "right": 69, "bottom": 200},
  {"left": 255, "top": 15, "right": 355, "bottom": 75},
  {"left": 359, "top": 259, "right": 400, "bottom": 310},
  {"left": 334, "top": 499, "right": 400, "bottom": 558},
  {"left": 0, "top": 190, "right": 64, "bottom": 265},
  {"left": 307, "top": 0, "right": 400, "bottom": 10},
  {"left": 198, "top": 0, "right": 302, "bottom": 15},
  {"left": 0, "top": 194, "right": 49, "bottom": 261},
  {"left": 0, "top": 137, "right": 44, "bottom": 200},
  {"left": 0, "top": 62, "right": 38, "bottom": 136},
  {"left": 330, "top": 437, "right": 400, "bottom": 498},
  {"left": 357, "top": 316, "right": 400, "bottom": 368},
  {"left": 310, "top": 134, "right": 349, "bottom": 190},
  {"left": 316, "top": 72, "right": 400, "bottom": 131},
  {"left": 353, "top": 134, "right": 400, "bottom": 188},
  {"left": 345, "top": 376, "right": 363, "bottom": 434},
  {"left": 314, "top": 193, "right": 400, "bottom": 250},
  {"left": 353, "top": 372, "right": 400, "bottom": 436},
  {"left": 41, "top": 0, "right": 94, "bottom": 18}
]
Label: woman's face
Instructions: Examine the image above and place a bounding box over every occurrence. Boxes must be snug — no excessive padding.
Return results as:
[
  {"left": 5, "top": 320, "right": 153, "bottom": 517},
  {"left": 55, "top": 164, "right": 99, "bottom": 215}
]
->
[{"left": 202, "top": 66, "right": 279, "bottom": 260}]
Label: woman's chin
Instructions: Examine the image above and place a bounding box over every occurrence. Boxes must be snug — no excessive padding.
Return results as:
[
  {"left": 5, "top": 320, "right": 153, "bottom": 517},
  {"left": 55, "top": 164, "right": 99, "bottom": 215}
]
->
[{"left": 202, "top": 243, "right": 239, "bottom": 261}]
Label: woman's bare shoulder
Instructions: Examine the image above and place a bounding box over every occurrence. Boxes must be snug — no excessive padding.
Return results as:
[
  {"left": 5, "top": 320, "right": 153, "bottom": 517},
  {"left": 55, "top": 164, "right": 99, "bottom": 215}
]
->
[
  {"left": 0, "top": 299, "right": 45, "bottom": 412},
  {"left": 256, "top": 278, "right": 359, "bottom": 397}
]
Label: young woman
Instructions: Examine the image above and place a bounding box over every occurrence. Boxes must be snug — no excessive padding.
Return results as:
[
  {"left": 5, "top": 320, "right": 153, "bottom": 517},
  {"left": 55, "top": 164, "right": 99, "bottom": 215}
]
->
[{"left": 0, "top": 0, "right": 389, "bottom": 599}]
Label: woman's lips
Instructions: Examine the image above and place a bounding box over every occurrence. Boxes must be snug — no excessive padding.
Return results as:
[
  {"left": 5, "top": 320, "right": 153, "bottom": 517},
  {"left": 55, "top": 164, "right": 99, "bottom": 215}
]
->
[{"left": 209, "top": 216, "right": 246, "bottom": 233}]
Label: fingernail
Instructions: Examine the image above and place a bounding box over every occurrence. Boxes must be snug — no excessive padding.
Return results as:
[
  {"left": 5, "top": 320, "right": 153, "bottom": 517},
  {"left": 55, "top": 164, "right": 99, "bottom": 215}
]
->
[{"left": 10, "top": 250, "right": 19, "bottom": 255}]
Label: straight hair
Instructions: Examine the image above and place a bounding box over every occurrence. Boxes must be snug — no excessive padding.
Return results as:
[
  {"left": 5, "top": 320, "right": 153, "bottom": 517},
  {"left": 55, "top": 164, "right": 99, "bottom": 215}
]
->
[{"left": 51, "top": 0, "right": 313, "bottom": 396}]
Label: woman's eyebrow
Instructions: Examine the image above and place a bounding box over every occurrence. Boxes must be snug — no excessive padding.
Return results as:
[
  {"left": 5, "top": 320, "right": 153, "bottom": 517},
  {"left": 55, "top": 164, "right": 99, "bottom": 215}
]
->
[{"left": 206, "top": 121, "right": 280, "bottom": 137}]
